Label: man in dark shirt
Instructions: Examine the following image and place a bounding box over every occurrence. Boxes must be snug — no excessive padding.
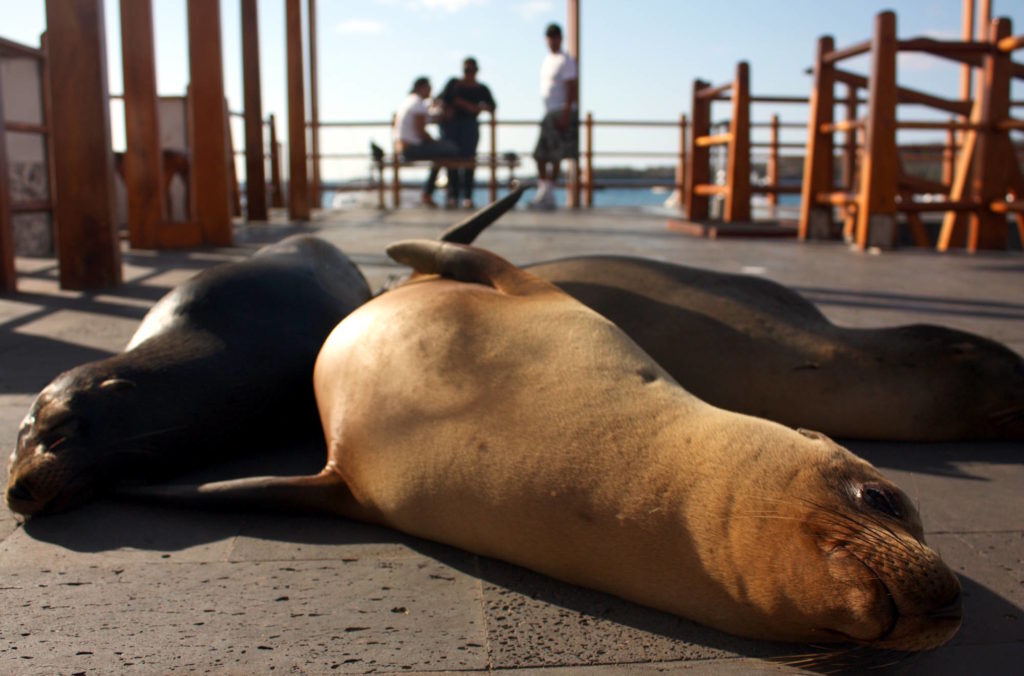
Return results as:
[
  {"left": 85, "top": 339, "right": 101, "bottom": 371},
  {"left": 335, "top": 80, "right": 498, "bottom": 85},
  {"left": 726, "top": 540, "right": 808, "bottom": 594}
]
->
[{"left": 440, "top": 57, "right": 496, "bottom": 208}]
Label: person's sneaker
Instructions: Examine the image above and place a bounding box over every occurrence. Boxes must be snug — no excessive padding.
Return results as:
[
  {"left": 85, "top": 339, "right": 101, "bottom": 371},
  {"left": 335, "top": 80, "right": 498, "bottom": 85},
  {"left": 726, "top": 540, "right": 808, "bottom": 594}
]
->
[
  {"left": 420, "top": 194, "right": 438, "bottom": 209},
  {"left": 527, "top": 183, "right": 553, "bottom": 210},
  {"left": 461, "top": 199, "right": 475, "bottom": 209}
]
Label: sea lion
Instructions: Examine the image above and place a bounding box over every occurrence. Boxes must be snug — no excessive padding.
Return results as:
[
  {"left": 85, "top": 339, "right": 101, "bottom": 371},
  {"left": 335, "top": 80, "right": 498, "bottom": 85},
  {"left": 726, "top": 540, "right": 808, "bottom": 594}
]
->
[
  {"left": 518, "top": 256, "right": 1024, "bottom": 441},
  {"left": 5, "top": 189, "right": 530, "bottom": 518},
  {"left": 6, "top": 235, "right": 372, "bottom": 517},
  {"left": 140, "top": 241, "right": 961, "bottom": 651}
]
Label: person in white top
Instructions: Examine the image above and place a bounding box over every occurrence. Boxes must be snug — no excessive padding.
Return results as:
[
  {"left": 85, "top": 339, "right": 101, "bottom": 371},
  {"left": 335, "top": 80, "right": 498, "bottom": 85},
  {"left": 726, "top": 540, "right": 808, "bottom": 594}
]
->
[
  {"left": 393, "top": 77, "right": 461, "bottom": 208},
  {"left": 529, "top": 23, "right": 578, "bottom": 210}
]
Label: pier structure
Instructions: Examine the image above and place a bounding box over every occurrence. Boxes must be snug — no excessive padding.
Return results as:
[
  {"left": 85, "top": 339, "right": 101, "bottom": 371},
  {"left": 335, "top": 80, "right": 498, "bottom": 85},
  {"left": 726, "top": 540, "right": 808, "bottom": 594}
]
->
[{"left": 799, "top": 8, "right": 1024, "bottom": 252}]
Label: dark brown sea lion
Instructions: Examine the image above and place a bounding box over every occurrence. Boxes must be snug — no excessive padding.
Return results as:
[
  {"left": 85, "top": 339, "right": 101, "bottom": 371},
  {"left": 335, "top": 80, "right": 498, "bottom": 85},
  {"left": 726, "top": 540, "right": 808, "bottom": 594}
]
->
[
  {"left": 6, "top": 235, "right": 372, "bottom": 516},
  {"left": 520, "top": 256, "right": 1024, "bottom": 441},
  {"left": 139, "top": 241, "right": 961, "bottom": 651}
]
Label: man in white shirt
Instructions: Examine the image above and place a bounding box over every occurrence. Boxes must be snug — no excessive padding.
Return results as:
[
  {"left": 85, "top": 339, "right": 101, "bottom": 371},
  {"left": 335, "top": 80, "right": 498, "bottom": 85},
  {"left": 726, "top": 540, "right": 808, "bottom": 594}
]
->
[
  {"left": 529, "top": 23, "right": 578, "bottom": 210},
  {"left": 393, "top": 77, "right": 460, "bottom": 207}
]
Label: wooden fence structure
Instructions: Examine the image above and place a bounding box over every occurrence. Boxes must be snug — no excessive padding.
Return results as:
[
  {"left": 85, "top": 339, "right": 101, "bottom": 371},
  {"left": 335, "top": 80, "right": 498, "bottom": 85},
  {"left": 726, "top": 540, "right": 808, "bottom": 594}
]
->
[
  {"left": 683, "top": 62, "right": 809, "bottom": 223},
  {"left": 0, "top": 35, "right": 55, "bottom": 293},
  {"left": 799, "top": 10, "right": 1024, "bottom": 252}
]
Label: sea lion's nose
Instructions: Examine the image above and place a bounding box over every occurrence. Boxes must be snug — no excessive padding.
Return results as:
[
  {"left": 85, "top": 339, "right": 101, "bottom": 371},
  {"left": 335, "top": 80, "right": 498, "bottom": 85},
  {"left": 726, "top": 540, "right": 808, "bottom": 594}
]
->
[{"left": 6, "top": 480, "right": 33, "bottom": 505}]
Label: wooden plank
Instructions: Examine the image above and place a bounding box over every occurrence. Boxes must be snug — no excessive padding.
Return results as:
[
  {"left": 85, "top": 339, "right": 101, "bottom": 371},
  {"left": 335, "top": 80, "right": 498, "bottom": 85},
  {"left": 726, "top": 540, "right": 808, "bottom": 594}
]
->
[
  {"left": 798, "top": 36, "right": 836, "bottom": 240},
  {"left": 268, "top": 115, "right": 284, "bottom": 207},
  {"left": 694, "top": 133, "right": 732, "bottom": 147},
  {"left": 241, "top": 0, "right": 267, "bottom": 220},
  {"left": 45, "top": 0, "right": 121, "bottom": 289},
  {"left": 675, "top": 114, "right": 686, "bottom": 213},
  {"left": 937, "top": 98, "right": 981, "bottom": 250},
  {"left": 842, "top": 86, "right": 859, "bottom": 191},
  {"left": 119, "top": 0, "right": 164, "bottom": 249},
  {"left": 0, "top": 79, "right": 15, "bottom": 291},
  {"left": 685, "top": 80, "right": 710, "bottom": 220},
  {"left": 187, "top": 0, "right": 232, "bottom": 246},
  {"left": 724, "top": 61, "right": 750, "bottom": 222},
  {"left": 969, "top": 17, "right": 1012, "bottom": 250},
  {"left": 286, "top": 0, "right": 310, "bottom": 219},
  {"left": 308, "top": 0, "right": 320, "bottom": 209},
  {"left": 855, "top": 11, "right": 899, "bottom": 250},
  {"left": 766, "top": 114, "right": 779, "bottom": 206}
]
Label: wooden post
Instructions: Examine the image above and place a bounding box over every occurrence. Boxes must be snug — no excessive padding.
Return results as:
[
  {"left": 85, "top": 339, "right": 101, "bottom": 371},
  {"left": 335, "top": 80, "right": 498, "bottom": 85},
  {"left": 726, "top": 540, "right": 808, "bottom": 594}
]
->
[
  {"left": 390, "top": 112, "right": 400, "bottom": 208},
  {"left": 798, "top": 36, "right": 835, "bottom": 240},
  {"left": 566, "top": 0, "right": 580, "bottom": 209},
  {"left": 959, "top": 0, "right": 974, "bottom": 139},
  {"left": 489, "top": 114, "right": 497, "bottom": 202},
  {"left": 766, "top": 114, "right": 779, "bottom": 207},
  {"left": 685, "top": 80, "right": 710, "bottom": 221},
  {"left": 241, "top": 0, "right": 267, "bottom": 220},
  {"left": 675, "top": 113, "right": 687, "bottom": 214},
  {"left": 286, "top": 0, "right": 310, "bottom": 220},
  {"left": 942, "top": 121, "right": 956, "bottom": 187},
  {"left": 45, "top": 0, "right": 121, "bottom": 289},
  {"left": 187, "top": 0, "right": 232, "bottom": 246},
  {"left": 0, "top": 81, "right": 14, "bottom": 291},
  {"left": 268, "top": 115, "right": 284, "bottom": 207},
  {"left": 40, "top": 33, "right": 57, "bottom": 226},
  {"left": 583, "top": 112, "right": 594, "bottom": 207},
  {"left": 968, "top": 17, "right": 1012, "bottom": 250},
  {"left": 856, "top": 11, "right": 899, "bottom": 250},
  {"left": 308, "top": 0, "right": 320, "bottom": 209},
  {"left": 842, "top": 85, "right": 858, "bottom": 191},
  {"left": 119, "top": 0, "right": 163, "bottom": 249},
  {"left": 724, "top": 62, "right": 751, "bottom": 222}
]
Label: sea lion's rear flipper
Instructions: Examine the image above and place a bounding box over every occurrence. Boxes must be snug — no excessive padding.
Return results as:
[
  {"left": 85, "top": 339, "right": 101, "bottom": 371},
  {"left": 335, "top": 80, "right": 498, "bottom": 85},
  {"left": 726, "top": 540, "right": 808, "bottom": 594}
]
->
[
  {"left": 117, "top": 470, "right": 362, "bottom": 518},
  {"left": 387, "top": 240, "right": 554, "bottom": 297},
  {"left": 439, "top": 183, "right": 524, "bottom": 244}
]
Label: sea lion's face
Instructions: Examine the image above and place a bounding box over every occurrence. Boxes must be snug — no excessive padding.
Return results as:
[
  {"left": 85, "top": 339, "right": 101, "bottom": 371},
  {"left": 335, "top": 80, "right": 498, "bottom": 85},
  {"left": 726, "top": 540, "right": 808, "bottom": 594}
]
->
[
  {"left": 6, "top": 368, "right": 144, "bottom": 517},
  {"left": 732, "top": 435, "right": 961, "bottom": 651}
]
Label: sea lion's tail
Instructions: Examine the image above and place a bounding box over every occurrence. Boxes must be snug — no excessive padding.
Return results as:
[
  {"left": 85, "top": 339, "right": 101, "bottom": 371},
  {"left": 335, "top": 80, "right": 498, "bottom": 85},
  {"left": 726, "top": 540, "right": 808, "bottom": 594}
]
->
[
  {"left": 387, "top": 240, "right": 553, "bottom": 297},
  {"left": 116, "top": 471, "right": 361, "bottom": 518},
  {"left": 439, "top": 182, "right": 524, "bottom": 244}
]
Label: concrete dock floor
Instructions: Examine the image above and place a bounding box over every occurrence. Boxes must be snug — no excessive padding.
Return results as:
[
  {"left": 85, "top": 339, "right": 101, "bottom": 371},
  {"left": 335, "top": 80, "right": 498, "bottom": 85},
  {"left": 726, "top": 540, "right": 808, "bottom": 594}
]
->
[{"left": 1, "top": 205, "right": 1021, "bottom": 674}]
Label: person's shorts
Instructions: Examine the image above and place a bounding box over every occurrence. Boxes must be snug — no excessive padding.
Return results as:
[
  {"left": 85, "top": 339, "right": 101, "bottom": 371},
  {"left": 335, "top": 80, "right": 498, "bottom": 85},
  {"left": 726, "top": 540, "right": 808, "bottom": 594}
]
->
[{"left": 533, "top": 111, "right": 579, "bottom": 163}]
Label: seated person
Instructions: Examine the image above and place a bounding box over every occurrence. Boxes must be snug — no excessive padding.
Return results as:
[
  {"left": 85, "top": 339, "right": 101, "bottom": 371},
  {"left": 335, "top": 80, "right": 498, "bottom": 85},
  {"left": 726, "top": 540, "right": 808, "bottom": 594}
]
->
[{"left": 394, "top": 76, "right": 460, "bottom": 207}]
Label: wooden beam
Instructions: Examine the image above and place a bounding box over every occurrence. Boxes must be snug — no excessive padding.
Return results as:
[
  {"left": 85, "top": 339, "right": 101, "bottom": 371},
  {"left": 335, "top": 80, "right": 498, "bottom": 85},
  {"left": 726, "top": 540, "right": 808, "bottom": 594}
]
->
[
  {"left": 842, "top": 86, "right": 859, "bottom": 191},
  {"left": 286, "top": 0, "right": 310, "bottom": 220},
  {"left": 724, "top": 61, "right": 750, "bottom": 222},
  {"left": 268, "top": 114, "right": 284, "bottom": 207},
  {"left": 241, "top": 0, "right": 267, "bottom": 220},
  {"left": 0, "top": 79, "right": 14, "bottom": 292},
  {"left": 45, "top": 0, "right": 121, "bottom": 289},
  {"left": 969, "top": 17, "right": 1012, "bottom": 250},
  {"left": 187, "top": 0, "right": 232, "bottom": 246},
  {"left": 799, "top": 36, "right": 836, "bottom": 240},
  {"left": 566, "top": 0, "right": 580, "bottom": 209},
  {"left": 675, "top": 113, "right": 686, "bottom": 214},
  {"left": 856, "top": 11, "right": 899, "bottom": 250},
  {"left": 119, "top": 0, "right": 164, "bottom": 249},
  {"left": 308, "top": 0, "right": 320, "bottom": 209},
  {"left": 685, "top": 80, "right": 711, "bottom": 221}
]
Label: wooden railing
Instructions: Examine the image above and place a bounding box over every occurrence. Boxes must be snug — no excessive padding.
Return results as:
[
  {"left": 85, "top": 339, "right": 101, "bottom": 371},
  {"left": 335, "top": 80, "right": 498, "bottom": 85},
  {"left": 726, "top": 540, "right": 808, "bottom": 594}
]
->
[
  {"left": 312, "top": 114, "right": 696, "bottom": 209},
  {"left": 800, "top": 10, "right": 1024, "bottom": 252},
  {"left": 0, "top": 35, "right": 54, "bottom": 292},
  {"left": 686, "top": 61, "right": 808, "bottom": 223}
]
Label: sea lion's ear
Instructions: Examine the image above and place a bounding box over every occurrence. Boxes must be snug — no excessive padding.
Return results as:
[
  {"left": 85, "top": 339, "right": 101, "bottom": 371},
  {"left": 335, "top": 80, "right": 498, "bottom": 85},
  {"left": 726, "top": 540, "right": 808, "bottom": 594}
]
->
[
  {"left": 796, "top": 428, "right": 828, "bottom": 441},
  {"left": 99, "top": 378, "right": 136, "bottom": 392}
]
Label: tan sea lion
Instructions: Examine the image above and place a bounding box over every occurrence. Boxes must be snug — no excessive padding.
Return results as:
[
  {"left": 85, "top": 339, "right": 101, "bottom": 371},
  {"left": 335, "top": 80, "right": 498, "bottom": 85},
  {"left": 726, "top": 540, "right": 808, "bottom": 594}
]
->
[{"left": 138, "top": 241, "right": 962, "bottom": 651}]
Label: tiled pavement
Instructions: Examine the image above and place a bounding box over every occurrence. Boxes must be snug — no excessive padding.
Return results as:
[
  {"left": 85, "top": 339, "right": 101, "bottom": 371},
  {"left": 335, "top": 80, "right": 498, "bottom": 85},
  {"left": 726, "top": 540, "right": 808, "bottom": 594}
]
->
[{"left": 0, "top": 205, "right": 1021, "bottom": 673}]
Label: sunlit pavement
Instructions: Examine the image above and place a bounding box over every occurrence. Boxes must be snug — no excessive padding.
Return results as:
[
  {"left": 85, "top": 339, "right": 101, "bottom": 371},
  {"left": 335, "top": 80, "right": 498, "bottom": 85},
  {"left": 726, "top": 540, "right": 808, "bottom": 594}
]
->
[{"left": 1, "top": 205, "right": 1021, "bottom": 673}]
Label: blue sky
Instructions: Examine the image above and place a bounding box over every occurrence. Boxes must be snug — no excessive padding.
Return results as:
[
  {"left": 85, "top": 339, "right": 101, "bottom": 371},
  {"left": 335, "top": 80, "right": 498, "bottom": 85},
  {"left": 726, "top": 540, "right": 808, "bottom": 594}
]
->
[{"left": 2, "top": 0, "right": 1022, "bottom": 180}]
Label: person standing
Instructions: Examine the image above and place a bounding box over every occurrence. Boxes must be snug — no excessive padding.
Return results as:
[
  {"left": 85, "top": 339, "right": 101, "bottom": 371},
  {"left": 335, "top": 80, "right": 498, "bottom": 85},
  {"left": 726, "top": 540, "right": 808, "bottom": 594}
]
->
[
  {"left": 440, "top": 57, "right": 496, "bottom": 209},
  {"left": 529, "top": 23, "right": 578, "bottom": 210},
  {"left": 393, "top": 76, "right": 460, "bottom": 208}
]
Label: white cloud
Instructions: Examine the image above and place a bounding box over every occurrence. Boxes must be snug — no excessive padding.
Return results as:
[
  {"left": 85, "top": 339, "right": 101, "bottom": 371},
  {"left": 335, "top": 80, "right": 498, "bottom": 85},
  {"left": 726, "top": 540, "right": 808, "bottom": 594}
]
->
[
  {"left": 335, "top": 19, "right": 386, "bottom": 35},
  {"left": 415, "top": 0, "right": 486, "bottom": 12},
  {"left": 517, "top": 0, "right": 553, "bottom": 19}
]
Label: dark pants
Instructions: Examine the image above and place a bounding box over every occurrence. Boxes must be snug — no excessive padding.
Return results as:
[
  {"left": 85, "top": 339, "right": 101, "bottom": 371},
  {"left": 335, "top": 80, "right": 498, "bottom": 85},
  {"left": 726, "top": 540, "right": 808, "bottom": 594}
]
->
[
  {"left": 402, "top": 139, "right": 460, "bottom": 196},
  {"left": 441, "top": 118, "right": 479, "bottom": 201}
]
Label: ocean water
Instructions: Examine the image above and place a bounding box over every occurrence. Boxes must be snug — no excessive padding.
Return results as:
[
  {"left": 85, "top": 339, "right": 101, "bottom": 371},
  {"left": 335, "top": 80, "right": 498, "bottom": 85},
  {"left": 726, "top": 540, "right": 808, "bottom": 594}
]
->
[{"left": 323, "top": 186, "right": 801, "bottom": 210}]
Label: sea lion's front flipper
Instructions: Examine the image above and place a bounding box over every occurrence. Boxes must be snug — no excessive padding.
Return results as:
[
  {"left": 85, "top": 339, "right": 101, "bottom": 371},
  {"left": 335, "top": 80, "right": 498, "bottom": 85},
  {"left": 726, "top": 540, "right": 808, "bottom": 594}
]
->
[
  {"left": 117, "top": 470, "right": 362, "bottom": 519},
  {"left": 439, "top": 183, "right": 524, "bottom": 244},
  {"left": 387, "top": 240, "right": 554, "bottom": 297}
]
